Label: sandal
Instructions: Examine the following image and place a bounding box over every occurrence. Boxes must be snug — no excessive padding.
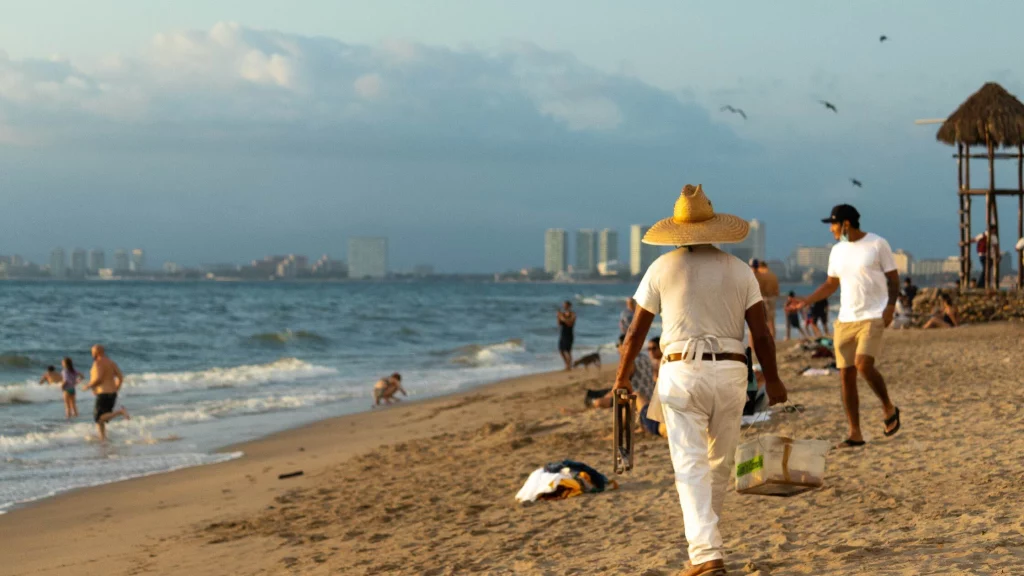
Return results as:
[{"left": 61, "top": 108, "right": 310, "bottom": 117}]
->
[
  {"left": 883, "top": 406, "right": 901, "bottom": 437},
  {"left": 836, "top": 438, "right": 866, "bottom": 448}
]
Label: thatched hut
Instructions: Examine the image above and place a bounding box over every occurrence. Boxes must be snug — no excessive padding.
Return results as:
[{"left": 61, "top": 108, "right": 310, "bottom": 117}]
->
[{"left": 937, "top": 82, "right": 1024, "bottom": 291}]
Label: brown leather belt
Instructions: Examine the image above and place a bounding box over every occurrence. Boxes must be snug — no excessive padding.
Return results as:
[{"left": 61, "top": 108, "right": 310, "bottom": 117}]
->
[{"left": 665, "top": 352, "right": 747, "bottom": 364}]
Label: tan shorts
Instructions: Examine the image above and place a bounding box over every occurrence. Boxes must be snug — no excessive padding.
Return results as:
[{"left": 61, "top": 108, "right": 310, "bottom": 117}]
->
[{"left": 833, "top": 319, "right": 885, "bottom": 368}]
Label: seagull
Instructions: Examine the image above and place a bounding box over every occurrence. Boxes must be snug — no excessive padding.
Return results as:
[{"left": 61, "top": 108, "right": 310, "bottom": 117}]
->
[
  {"left": 819, "top": 100, "right": 838, "bottom": 113},
  {"left": 879, "top": 35, "right": 888, "bottom": 43},
  {"left": 720, "top": 105, "right": 747, "bottom": 120},
  {"left": 850, "top": 178, "right": 863, "bottom": 188}
]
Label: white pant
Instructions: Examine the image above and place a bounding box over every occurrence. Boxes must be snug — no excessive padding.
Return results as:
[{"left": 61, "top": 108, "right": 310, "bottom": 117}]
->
[{"left": 658, "top": 357, "right": 747, "bottom": 565}]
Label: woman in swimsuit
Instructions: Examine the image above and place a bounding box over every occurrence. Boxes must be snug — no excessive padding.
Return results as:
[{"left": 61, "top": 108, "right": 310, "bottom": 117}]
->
[
  {"left": 923, "top": 293, "right": 958, "bottom": 329},
  {"left": 60, "top": 357, "right": 84, "bottom": 419}
]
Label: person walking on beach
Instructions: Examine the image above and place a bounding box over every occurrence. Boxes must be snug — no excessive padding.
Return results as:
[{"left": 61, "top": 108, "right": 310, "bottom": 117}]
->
[
  {"left": 619, "top": 298, "right": 636, "bottom": 339},
  {"left": 615, "top": 184, "right": 787, "bottom": 576},
  {"left": 556, "top": 301, "right": 576, "bottom": 370},
  {"left": 757, "top": 260, "right": 780, "bottom": 338},
  {"left": 373, "top": 373, "right": 406, "bottom": 406},
  {"left": 60, "top": 357, "right": 84, "bottom": 419},
  {"left": 797, "top": 205, "right": 901, "bottom": 448},
  {"left": 783, "top": 291, "right": 810, "bottom": 341},
  {"left": 807, "top": 298, "right": 830, "bottom": 337},
  {"left": 84, "top": 345, "right": 130, "bottom": 441}
]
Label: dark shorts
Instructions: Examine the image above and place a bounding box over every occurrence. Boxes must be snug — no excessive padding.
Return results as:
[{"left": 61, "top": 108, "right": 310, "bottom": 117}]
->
[
  {"left": 787, "top": 313, "right": 801, "bottom": 328},
  {"left": 558, "top": 334, "right": 574, "bottom": 353},
  {"left": 809, "top": 308, "right": 827, "bottom": 324},
  {"left": 94, "top": 393, "right": 117, "bottom": 423},
  {"left": 639, "top": 403, "right": 660, "bottom": 435}
]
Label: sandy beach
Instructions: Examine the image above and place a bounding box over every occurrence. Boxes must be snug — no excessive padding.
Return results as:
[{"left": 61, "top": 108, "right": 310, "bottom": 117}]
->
[{"left": 2, "top": 322, "right": 1022, "bottom": 575}]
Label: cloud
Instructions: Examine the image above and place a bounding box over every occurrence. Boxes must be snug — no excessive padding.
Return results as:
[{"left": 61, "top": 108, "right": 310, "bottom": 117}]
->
[
  {"left": 353, "top": 72, "right": 383, "bottom": 100},
  {"left": 0, "top": 22, "right": 739, "bottom": 153},
  {"left": 0, "top": 23, "right": 760, "bottom": 272}
]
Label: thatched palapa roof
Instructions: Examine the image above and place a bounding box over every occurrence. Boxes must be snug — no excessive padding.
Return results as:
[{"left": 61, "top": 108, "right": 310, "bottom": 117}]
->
[{"left": 936, "top": 82, "right": 1024, "bottom": 148}]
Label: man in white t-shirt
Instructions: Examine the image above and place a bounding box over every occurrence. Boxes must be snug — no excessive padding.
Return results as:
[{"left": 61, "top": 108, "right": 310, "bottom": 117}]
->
[
  {"left": 614, "top": 184, "right": 787, "bottom": 576},
  {"left": 798, "top": 204, "right": 901, "bottom": 447}
]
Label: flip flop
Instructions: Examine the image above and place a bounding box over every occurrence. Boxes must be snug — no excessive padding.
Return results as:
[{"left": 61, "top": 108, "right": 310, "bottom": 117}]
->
[
  {"left": 883, "top": 406, "right": 901, "bottom": 437},
  {"left": 836, "top": 438, "right": 866, "bottom": 448}
]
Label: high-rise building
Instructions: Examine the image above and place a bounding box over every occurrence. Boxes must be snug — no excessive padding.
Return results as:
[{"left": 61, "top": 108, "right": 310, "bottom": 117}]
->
[
  {"left": 50, "top": 248, "right": 66, "bottom": 278},
  {"left": 113, "top": 249, "right": 130, "bottom": 272},
  {"left": 130, "top": 249, "right": 145, "bottom": 272},
  {"left": 88, "top": 249, "right": 105, "bottom": 272},
  {"left": 749, "top": 219, "right": 766, "bottom": 263},
  {"left": 892, "top": 249, "right": 914, "bottom": 276},
  {"left": 598, "top": 229, "right": 618, "bottom": 268},
  {"left": 544, "top": 229, "right": 568, "bottom": 274},
  {"left": 163, "top": 262, "right": 180, "bottom": 274},
  {"left": 575, "top": 229, "right": 597, "bottom": 274},
  {"left": 723, "top": 219, "right": 764, "bottom": 264},
  {"left": 913, "top": 257, "right": 959, "bottom": 277},
  {"left": 71, "top": 249, "right": 88, "bottom": 277},
  {"left": 348, "top": 237, "right": 389, "bottom": 279},
  {"left": 791, "top": 245, "right": 833, "bottom": 272},
  {"left": 629, "top": 225, "right": 660, "bottom": 276}
]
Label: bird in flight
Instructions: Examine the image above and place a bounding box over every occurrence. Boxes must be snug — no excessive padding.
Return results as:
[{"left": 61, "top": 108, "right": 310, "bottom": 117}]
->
[
  {"left": 879, "top": 35, "right": 888, "bottom": 43},
  {"left": 819, "top": 100, "right": 838, "bottom": 113},
  {"left": 720, "top": 105, "right": 747, "bottom": 120},
  {"left": 850, "top": 178, "right": 863, "bottom": 188}
]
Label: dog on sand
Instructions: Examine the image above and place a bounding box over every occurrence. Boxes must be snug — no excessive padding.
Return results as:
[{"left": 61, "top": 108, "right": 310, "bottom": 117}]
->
[{"left": 573, "top": 346, "right": 603, "bottom": 370}]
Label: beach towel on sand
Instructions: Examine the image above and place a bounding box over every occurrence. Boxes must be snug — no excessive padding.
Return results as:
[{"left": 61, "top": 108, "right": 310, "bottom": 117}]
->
[{"left": 515, "top": 460, "right": 617, "bottom": 503}]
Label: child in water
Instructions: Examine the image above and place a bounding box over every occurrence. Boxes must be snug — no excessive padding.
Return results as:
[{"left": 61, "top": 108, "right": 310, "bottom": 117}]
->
[
  {"left": 61, "top": 357, "right": 84, "bottom": 419},
  {"left": 372, "top": 373, "right": 406, "bottom": 407}
]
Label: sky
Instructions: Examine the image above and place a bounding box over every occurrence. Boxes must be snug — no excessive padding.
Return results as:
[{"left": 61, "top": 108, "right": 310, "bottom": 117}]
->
[{"left": 2, "top": 1, "right": 1023, "bottom": 272}]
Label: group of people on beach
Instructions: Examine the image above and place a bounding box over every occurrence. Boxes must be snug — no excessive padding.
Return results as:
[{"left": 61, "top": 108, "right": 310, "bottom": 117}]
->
[
  {"left": 38, "top": 345, "right": 130, "bottom": 441},
  {"left": 601, "top": 188, "right": 903, "bottom": 575}
]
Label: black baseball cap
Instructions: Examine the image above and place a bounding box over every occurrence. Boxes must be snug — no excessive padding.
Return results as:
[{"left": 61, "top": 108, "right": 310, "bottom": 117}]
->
[{"left": 821, "top": 204, "right": 860, "bottom": 224}]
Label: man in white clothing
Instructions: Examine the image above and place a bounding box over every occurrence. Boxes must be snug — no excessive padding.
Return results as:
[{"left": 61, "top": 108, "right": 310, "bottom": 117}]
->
[
  {"left": 797, "top": 204, "right": 901, "bottom": 447},
  {"left": 615, "top": 184, "right": 788, "bottom": 576}
]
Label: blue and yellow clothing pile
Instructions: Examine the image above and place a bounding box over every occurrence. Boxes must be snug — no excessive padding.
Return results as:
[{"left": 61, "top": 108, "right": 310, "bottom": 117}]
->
[{"left": 515, "top": 460, "right": 618, "bottom": 503}]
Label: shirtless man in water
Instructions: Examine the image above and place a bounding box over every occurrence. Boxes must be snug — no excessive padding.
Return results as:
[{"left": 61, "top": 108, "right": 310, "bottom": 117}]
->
[{"left": 84, "top": 345, "right": 130, "bottom": 441}]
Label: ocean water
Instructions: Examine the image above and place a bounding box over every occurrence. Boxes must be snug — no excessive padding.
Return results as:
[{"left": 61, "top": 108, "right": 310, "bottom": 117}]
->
[
  {"left": 0, "top": 280, "right": 824, "bottom": 512},
  {"left": 0, "top": 281, "right": 639, "bottom": 512}
]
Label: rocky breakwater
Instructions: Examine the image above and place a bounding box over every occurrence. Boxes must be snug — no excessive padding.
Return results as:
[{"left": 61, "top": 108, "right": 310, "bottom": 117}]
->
[{"left": 913, "top": 288, "right": 1024, "bottom": 325}]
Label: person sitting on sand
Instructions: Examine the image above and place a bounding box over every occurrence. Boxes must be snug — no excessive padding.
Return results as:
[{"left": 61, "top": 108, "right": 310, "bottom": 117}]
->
[
  {"left": 922, "top": 293, "right": 958, "bottom": 329},
  {"left": 373, "top": 373, "right": 406, "bottom": 406},
  {"left": 647, "top": 336, "right": 663, "bottom": 382},
  {"left": 84, "top": 345, "right": 130, "bottom": 442},
  {"left": 586, "top": 335, "right": 655, "bottom": 411},
  {"left": 619, "top": 298, "right": 636, "bottom": 339},
  {"left": 891, "top": 295, "right": 913, "bottom": 330}
]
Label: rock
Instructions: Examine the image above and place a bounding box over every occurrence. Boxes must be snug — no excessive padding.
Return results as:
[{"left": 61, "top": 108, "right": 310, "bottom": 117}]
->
[{"left": 912, "top": 290, "right": 1024, "bottom": 325}]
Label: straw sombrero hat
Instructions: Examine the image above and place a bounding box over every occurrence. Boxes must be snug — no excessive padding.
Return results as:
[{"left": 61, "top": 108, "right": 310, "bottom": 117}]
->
[{"left": 642, "top": 184, "right": 749, "bottom": 246}]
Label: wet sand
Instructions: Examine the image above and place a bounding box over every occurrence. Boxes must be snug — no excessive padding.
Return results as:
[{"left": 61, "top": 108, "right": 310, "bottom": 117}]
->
[{"left": 2, "top": 323, "right": 1022, "bottom": 575}]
